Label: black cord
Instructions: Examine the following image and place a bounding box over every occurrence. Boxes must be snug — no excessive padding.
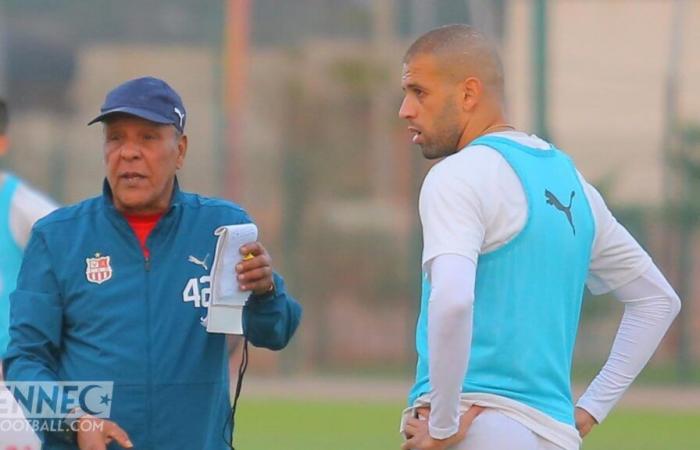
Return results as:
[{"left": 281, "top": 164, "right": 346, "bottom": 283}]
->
[{"left": 224, "top": 337, "right": 249, "bottom": 450}]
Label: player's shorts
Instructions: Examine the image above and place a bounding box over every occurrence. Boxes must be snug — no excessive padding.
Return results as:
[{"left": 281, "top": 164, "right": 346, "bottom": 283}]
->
[
  {"left": 401, "top": 394, "right": 580, "bottom": 450},
  {"left": 454, "top": 409, "right": 566, "bottom": 450}
]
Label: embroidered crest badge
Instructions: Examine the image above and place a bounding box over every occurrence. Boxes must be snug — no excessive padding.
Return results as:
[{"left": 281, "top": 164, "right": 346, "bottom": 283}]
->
[{"left": 86, "top": 254, "right": 113, "bottom": 284}]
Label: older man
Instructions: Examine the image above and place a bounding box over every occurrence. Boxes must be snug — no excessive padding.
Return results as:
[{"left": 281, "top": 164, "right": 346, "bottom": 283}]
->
[
  {"left": 3, "top": 77, "right": 302, "bottom": 450},
  {"left": 399, "top": 25, "right": 680, "bottom": 450}
]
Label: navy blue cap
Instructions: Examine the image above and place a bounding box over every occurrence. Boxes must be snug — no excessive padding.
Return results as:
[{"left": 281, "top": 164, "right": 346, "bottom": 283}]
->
[{"left": 88, "top": 77, "right": 186, "bottom": 132}]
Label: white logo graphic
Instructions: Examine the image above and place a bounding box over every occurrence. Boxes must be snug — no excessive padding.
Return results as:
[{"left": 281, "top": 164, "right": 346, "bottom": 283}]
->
[
  {"left": 174, "top": 107, "right": 185, "bottom": 128},
  {"left": 85, "top": 254, "right": 113, "bottom": 284},
  {"left": 1, "top": 381, "right": 114, "bottom": 420},
  {"left": 188, "top": 254, "right": 209, "bottom": 271}
]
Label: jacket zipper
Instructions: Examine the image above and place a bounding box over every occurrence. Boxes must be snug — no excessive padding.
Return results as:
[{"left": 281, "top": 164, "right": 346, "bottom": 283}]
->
[{"left": 144, "top": 250, "right": 152, "bottom": 448}]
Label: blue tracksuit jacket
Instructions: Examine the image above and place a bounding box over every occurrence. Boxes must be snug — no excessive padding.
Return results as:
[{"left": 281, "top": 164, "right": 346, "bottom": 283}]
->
[{"left": 3, "top": 180, "right": 302, "bottom": 449}]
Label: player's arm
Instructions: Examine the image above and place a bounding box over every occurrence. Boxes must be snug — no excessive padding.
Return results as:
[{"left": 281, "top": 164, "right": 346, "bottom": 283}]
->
[
  {"left": 419, "top": 165, "right": 486, "bottom": 442},
  {"left": 426, "top": 254, "right": 476, "bottom": 438},
  {"left": 10, "top": 183, "right": 58, "bottom": 249},
  {"left": 402, "top": 255, "right": 482, "bottom": 450},
  {"left": 576, "top": 264, "right": 680, "bottom": 432},
  {"left": 575, "top": 182, "right": 681, "bottom": 435}
]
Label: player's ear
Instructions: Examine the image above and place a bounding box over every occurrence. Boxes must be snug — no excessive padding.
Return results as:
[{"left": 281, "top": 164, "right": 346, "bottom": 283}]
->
[
  {"left": 175, "top": 133, "right": 187, "bottom": 170},
  {"left": 461, "top": 77, "right": 482, "bottom": 112}
]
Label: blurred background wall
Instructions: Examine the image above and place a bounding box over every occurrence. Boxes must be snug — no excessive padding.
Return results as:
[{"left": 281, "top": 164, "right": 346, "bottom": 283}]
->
[{"left": 0, "top": 0, "right": 698, "bottom": 384}]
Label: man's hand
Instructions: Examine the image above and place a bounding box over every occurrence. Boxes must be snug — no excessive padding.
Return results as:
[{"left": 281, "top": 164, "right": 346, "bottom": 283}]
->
[
  {"left": 236, "top": 242, "right": 274, "bottom": 295},
  {"left": 76, "top": 415, "right": 133, "bottom": 450},
  {"left": 575, "top": 407, "right": 598, "bottom": 438},
  {"left": 401, "top": 405, "right": 484, "bottom": 450}
]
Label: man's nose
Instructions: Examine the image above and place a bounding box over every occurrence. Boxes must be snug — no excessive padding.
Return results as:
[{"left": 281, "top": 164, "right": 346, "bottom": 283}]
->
[
  {"left": 398, "top": 96, "right": 415, "bottom": 120},
  {"left": 120, "top": 141, "right": 142, "bottom": 160}
]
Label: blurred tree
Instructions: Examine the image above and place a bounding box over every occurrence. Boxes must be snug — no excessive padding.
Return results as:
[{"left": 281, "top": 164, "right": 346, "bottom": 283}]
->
[{"left": 674, "top": 123, "right": 700, "bottom": 381}]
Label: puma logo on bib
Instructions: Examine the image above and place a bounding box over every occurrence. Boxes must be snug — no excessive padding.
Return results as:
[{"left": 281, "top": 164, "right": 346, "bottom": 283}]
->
[{"left": 544, "top": 189, "right": 576, "bottom": 235}]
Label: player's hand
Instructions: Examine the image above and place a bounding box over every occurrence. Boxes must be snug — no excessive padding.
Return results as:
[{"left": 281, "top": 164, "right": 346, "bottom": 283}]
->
[
  {"left": 76, "top": 415, "right": 133, "bottom": 449},
  {"left": 401, "top": 405, "right": 484, "bottom": 450},
  {"left": 236, "top": 242, "right": 275, "bottom": 295},
  {"left": 575, "top": 407, "right": 598, "bottom": 438}
]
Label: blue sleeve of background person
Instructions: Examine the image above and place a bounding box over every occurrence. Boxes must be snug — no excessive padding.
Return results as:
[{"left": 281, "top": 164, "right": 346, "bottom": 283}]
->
[
  {"left": 3, "top": 229, "right": 63, "bottom": 383},
  {"left": 1, "top": 229, "right": 69, "bottom": 445},
  {"left": 242, "top": 272, "right": 302, "bottom": 350}
]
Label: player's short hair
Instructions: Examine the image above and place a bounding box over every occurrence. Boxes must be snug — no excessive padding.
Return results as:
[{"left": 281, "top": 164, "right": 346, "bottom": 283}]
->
[
  {"left": 0, "top": 98, "right": 8, "bottom": 135},
  {"left": 404, "top": 24, "right": 504, "bottom": 92}
]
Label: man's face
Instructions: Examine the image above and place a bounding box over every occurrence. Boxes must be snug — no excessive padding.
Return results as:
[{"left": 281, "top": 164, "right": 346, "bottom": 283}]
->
[
  {"left": 103, "top": 115, "right": 187, "bottom": 215},
  {"left": 399, "top": 54, "right": 465, "bottom": 159}
]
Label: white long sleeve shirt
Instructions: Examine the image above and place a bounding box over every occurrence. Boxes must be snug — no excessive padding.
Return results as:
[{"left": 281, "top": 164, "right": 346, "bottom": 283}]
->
[
  {"left": 0, "top": 172, "right": 58, "bottom": 249},
  {"left": 419, "top": 132, "right": 681, "bottom": 447}
]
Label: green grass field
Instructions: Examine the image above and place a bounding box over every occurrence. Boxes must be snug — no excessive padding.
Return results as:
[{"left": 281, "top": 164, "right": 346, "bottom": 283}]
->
[{"left": 234, "top": 398, "right": 699, "bottom": 450}]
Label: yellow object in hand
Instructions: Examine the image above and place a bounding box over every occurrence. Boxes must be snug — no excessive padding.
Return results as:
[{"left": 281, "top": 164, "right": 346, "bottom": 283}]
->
[{"left": 243, "top": 253, "right": 255, "bottom": 261}]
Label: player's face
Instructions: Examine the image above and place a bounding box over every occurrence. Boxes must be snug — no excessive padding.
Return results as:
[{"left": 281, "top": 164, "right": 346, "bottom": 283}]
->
[
  {"left": 0, "top": 135, "right": 8, "bottom": 156},
  {"left": 103, "top": 115, "right": 187, "bottom": 215},
  {"left": 399, "top": 54, "right": 465, "bottom": 159}
]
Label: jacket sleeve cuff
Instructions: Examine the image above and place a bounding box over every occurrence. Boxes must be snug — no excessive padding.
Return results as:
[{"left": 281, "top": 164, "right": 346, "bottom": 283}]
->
[{"left": 247, "top": 272, "right": 283, "bottom": 306}]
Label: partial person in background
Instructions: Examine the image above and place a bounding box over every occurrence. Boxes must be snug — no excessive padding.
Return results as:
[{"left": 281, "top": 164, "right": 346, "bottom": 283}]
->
[
  {"left": 0, "top": 98, "right": 58, "bottom": 450},
  {"left": 0, "top": 98, "right": 58, "bottom": 361},
  {"left": 398, "top": 25, "right": 681, "bottom": 450}
]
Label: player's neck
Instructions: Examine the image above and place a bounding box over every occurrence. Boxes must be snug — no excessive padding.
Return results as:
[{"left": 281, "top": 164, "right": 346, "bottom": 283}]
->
[{"left": 458, "top": 113, "right": 515, "bottom": 149}]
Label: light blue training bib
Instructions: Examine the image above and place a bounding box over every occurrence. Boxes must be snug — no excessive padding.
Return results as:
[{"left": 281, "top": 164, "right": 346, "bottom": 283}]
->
[
  {"left": 0, "top": 173, "right": 24, "bottom": 357},
  {"left": 409, "top": 136, "right": 595, "bottom": 425}
]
